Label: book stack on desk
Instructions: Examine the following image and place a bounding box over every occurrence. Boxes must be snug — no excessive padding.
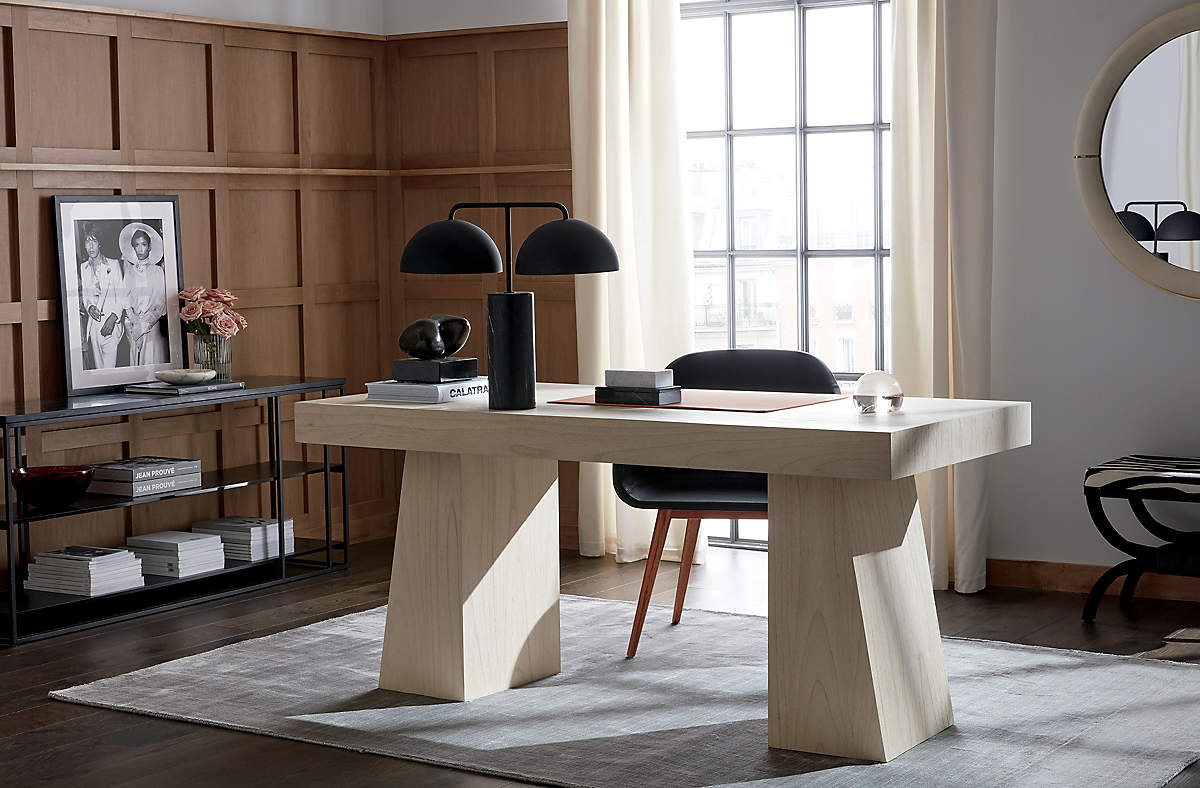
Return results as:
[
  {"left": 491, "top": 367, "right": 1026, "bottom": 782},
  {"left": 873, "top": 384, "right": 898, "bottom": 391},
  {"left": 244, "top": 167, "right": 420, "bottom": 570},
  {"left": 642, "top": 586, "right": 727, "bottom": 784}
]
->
[
  {"left": 126, "top": 531, "right": 226, "bottom": 578},
  {"left": 88, "top": 456, "right": 203, "bottom": 497},
  {"left": 595, "top": 369, "right": 682, "bottom": 406},
  {"left": 191, "top": 517, "right": 296, "bottom": 562},
  {"left": 365, "top": 377, "right": 489, "bottom": 404},
  {"left": 24, "top": 546, "right": 144, "bottom": 596}
]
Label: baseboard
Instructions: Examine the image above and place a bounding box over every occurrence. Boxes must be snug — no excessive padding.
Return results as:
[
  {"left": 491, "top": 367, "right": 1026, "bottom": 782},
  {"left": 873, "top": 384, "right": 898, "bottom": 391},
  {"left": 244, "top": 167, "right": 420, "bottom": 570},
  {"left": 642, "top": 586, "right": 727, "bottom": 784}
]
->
[{"left": 987, "top": 558, "right": 1200, "bottom": 603}]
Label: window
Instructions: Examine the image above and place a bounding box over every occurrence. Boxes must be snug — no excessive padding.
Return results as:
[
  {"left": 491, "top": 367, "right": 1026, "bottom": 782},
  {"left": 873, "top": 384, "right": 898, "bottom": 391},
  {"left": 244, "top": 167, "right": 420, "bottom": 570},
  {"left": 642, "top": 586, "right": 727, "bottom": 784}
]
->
[{"left": 681, "top": 0, "right": 891, "bottom": 548}]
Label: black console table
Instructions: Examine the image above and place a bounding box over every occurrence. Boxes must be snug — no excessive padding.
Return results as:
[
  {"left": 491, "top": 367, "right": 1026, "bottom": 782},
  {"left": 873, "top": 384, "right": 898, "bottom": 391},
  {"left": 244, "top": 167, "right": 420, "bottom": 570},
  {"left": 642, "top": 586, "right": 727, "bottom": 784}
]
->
[{"left": 1, "top": 376, "right": 349, "bottom": 645}]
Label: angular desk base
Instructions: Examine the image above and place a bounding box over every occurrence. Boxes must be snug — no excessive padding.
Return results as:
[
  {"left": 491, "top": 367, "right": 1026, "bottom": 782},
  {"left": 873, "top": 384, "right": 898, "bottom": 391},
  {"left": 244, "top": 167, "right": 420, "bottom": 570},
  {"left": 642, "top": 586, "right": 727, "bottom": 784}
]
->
[
  {"left": 379, "top": 451, "right": 560, "bottom": 701},
  {"left": 768, "top": 474, "right": 953, "bottom": 761},
  {"left": 379, "top": 454, "right": 952, "bottom": 761}
]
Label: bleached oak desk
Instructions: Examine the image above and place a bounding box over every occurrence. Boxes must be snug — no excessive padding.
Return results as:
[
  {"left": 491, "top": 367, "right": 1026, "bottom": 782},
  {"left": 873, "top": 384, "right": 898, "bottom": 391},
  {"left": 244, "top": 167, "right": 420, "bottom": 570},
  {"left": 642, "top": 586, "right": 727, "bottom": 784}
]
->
[{"left": 294, "top": 383, "right": 1030, "bottom": 762}]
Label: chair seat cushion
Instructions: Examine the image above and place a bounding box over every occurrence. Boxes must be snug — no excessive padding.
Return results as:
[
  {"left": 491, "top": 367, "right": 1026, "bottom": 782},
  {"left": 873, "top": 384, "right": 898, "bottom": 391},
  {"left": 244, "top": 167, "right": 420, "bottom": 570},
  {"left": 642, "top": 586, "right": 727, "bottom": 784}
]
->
[
  {"left": 613, "top": 465, "right": 767, "bottom": 512},
  {"left": 1085, "top": 455, "right": 1200, "bottom": 497}
]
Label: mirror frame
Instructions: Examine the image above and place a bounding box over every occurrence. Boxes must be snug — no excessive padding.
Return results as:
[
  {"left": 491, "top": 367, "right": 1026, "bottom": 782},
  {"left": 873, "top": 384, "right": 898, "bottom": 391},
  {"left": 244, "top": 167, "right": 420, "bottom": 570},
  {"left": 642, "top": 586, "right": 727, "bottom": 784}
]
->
[{"left": 1076, "top": 2, "right": 1200, "bottom": 299}]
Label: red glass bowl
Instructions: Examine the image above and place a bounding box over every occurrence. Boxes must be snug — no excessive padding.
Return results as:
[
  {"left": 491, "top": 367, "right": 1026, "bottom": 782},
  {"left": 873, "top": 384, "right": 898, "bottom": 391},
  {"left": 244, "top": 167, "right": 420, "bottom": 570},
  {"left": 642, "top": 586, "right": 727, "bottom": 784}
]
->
[{"left": 11, "top": 465, "right": 94, "bottom": 509}]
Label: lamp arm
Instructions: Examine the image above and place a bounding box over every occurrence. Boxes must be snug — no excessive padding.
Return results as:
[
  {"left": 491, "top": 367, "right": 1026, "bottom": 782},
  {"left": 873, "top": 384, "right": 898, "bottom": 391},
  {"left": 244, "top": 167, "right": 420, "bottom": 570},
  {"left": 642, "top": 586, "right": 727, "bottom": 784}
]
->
[{"left": 446, "top": 202, "right": 571, "bottom": 293}]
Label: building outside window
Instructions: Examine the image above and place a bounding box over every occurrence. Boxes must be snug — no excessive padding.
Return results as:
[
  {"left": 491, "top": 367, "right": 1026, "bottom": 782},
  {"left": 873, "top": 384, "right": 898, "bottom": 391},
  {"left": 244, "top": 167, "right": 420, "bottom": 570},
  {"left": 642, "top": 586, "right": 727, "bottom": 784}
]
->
[{"left": 680, "top": 0, "right": 892, "bottom": 547}]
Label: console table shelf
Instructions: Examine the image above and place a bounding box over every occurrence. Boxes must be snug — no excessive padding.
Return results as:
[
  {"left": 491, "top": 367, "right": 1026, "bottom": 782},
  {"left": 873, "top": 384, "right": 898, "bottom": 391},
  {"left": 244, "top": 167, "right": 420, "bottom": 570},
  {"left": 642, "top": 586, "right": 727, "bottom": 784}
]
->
[
  {"left": 1, "top": 376, "right": 350, "bottom": 645},
  {"left": 2, "top": 461, "right": 344, "bottom": 526}
]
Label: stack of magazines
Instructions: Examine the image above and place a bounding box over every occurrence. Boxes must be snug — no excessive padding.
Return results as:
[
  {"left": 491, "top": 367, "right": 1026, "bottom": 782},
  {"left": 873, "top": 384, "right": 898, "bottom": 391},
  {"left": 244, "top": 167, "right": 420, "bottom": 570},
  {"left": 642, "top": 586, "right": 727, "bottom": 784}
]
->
[
  {"left": 89, "top": 456, "right": 203, "bottom": 497},
  {"left": 191, "top": 517, "right": 296, "bottom": 562},
  {"left": 24, "top": 546, "right": 144, "bottom": 597},
  {"left": 126, "top": 531, "right": 226, "bottom": 578}
]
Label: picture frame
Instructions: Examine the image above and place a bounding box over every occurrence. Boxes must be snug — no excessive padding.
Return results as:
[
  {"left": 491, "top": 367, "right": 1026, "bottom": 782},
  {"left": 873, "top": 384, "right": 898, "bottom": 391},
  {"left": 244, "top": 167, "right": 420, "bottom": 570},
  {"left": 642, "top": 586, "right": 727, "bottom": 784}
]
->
[{"left": 53, "top": 195, "right": 187, "bottom": 397}]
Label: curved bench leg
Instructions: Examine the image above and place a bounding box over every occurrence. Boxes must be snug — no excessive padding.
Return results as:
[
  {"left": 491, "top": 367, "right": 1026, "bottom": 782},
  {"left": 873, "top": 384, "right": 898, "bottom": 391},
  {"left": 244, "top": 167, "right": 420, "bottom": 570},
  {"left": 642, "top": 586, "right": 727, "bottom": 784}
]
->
[
  {"left": 1119, "top": 569, "right": 1143, "bottom": 608},
  {"left": 1082, "top": 559, "right": 1141, "bottom": 622}
]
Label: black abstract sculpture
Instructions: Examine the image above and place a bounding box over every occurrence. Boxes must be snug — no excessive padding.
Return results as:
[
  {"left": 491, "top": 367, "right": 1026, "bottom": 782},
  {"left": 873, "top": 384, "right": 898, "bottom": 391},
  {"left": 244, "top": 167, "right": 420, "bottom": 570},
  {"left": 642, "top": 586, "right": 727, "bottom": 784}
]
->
[
  {"left": 393, "top": 314, "right": 477, "bottom": 383},
  {"left": 398, "top": 314, "right": 470, "bottom": 360}
]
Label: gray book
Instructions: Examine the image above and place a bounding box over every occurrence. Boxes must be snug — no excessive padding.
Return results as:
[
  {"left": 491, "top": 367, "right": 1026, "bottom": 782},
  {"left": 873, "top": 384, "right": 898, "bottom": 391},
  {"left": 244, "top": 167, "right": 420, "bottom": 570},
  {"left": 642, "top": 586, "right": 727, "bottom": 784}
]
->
[
  {"left": 126, "top": 531, "right": 223, "bottom": 553},
  {"left": 92, "top": 456, "right": 202, "bottom": 482},
  {"left": 89, "top": 472, "right": 203, "bottom": 497},
  {"left": 604, "top": 369, "right": 674, "bottom": 389}
]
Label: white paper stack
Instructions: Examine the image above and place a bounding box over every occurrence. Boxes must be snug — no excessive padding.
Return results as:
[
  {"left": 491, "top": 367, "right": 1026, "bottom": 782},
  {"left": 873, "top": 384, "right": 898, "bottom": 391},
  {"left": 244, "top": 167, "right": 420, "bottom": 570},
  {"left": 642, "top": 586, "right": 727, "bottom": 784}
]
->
[
  {"left": 24, "top": 546, "right": 144, "bottom": 597},
  {"left": 126, "top": 531, "right": 226, "bottom": 578},
  {"left": 191, "top": 517, "right": 296, "bottom": 563}
]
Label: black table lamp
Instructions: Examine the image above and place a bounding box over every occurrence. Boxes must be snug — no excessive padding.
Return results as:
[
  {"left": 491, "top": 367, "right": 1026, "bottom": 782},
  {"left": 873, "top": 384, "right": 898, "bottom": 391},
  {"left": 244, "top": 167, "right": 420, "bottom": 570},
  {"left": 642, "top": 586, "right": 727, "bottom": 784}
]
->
[
  {"left": 1116, "top": 201, "right": 1200, "bottom": 262},
  {"left": 399, "top": 202, "right": 618, "bottom": 410}
]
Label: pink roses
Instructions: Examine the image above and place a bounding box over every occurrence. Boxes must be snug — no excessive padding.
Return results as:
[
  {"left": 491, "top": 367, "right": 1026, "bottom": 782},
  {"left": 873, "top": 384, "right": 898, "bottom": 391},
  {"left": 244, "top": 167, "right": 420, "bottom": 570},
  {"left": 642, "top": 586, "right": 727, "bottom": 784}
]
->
[{"left": 178, "top": 287, "right": 247, "bottom": 339}]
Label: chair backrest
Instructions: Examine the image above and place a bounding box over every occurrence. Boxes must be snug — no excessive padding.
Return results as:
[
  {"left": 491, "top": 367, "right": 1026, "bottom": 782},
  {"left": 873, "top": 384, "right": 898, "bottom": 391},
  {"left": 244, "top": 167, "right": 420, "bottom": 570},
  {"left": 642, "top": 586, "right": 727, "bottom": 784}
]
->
[{"left": 666, "top": 349, "right": 839, "bottom": 394}]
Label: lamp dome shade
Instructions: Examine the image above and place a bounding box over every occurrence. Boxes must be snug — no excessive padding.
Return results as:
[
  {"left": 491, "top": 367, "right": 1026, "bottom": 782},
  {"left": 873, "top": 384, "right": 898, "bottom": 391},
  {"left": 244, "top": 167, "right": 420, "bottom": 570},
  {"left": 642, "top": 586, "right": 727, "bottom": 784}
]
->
[
  {"left": 514, "top": 218, "right": 619, "bottom": 275},
  {"left": 1156, "top": 209, "right": 1200, "bottom": 241},
  {"left": 1115, "top": 210, "right": 1154, "bottom": 242},
  {"left": 399, "top": 219, "right": 502, "bottom": 274}
]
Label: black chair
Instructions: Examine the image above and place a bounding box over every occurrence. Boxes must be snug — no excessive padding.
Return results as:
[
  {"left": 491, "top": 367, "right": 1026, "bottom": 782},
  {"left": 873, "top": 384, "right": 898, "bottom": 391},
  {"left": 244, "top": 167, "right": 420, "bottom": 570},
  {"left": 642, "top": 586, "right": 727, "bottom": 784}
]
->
[{"left": 614, "top": 349, "right": 840, "bottom": 657}]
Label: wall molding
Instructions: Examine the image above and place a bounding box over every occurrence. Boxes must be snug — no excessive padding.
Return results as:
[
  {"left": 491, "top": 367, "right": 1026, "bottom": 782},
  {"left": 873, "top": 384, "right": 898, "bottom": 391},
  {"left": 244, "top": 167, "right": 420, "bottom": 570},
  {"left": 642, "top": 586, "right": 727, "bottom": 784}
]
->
[{"left": 987, "top": 558, "right": 1200, "bottom": 603}]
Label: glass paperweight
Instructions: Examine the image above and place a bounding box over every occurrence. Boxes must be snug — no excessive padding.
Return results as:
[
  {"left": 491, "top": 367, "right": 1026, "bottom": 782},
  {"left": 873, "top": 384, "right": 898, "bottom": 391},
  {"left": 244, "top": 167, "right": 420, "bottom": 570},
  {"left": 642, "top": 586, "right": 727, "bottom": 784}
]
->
[{"left": 853, "top": 370, "right": 904, "bottom": 414}]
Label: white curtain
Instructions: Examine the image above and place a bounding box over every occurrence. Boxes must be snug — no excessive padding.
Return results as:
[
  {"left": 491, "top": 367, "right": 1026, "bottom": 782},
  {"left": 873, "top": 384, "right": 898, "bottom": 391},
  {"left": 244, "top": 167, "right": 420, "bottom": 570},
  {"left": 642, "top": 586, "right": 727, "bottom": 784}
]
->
[
  {"left": 1180, "top": 32, "right": 1200, "bottom": 272},
  {"left": 567, "top": 0, "right": 700, "bottom": 563},
  {"left": 892, "top": 0, "right": 997, "bottom": 592}
]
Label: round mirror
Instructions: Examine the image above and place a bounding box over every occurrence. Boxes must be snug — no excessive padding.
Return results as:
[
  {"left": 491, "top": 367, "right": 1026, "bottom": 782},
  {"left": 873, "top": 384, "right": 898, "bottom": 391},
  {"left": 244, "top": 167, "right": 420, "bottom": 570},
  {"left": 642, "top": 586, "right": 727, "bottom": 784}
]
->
[
  {"left": 1076, "top": 3, "right": 1200, "bottom": 297},
  {"left": 1102, "top": 31, "right": 1200, "bottom": 270}
]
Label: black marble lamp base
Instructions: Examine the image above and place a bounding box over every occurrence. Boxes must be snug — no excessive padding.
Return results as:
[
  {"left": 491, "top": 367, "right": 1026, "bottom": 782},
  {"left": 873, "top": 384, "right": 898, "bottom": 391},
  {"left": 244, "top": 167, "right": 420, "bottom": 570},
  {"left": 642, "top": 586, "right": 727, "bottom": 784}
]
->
[{"left": 392, "top": 357, "right": 478, "bottom": 383}]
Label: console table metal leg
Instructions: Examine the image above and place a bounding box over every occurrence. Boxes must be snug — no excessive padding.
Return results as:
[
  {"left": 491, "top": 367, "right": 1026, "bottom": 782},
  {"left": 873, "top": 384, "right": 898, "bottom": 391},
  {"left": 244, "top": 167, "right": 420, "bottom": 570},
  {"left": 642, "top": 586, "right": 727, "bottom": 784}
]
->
[
  {"left": 3, "top": 426, "right": 16, "bottom": 644},
  {"left": 271, "top": 395, "right": 285, "bottom": 579},
  {"left": 322, "top": 389, "right": 332, "bottom": 568},
  {"left": 266, "top": 397, "right": 278, "bottom": 521},
  {"left": 12, "top": 427, "right": 26, "bottom": 569},
  {"left": 339, "top": 387, "right": 349, "bottom": 566}
]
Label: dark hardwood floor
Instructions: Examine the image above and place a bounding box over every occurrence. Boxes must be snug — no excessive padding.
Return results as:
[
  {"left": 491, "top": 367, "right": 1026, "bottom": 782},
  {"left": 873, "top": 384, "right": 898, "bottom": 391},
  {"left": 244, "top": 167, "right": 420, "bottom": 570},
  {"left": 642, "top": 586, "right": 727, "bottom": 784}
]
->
[{"left": 3, "top": 538, "right": 1199, "bottom": 787}]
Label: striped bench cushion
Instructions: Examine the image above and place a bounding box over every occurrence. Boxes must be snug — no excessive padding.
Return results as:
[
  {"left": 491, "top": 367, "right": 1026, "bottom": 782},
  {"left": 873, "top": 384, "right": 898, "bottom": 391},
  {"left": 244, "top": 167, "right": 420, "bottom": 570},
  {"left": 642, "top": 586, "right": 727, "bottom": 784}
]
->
[{"left": 1085, "top": 455, "right": 1200, "bottom": 495}]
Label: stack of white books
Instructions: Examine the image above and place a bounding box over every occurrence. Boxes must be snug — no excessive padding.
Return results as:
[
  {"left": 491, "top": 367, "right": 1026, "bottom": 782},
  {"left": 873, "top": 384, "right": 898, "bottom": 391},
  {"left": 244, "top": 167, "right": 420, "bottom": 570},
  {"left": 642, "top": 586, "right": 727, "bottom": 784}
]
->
[
  {"left": 126, "top": 531, "right": 226, "bottom": 578},
  {"left": 89, "top": 456, "right": 203, "bottom": 497},
  {"left": 365, "top": 377, "right": 488, "bottom": 404},
  {"left": 24, "top": 546, "right": 144, "bottom": 597},
  {"left": 191, "top": 517, "right": 296, "bottom": 563}
]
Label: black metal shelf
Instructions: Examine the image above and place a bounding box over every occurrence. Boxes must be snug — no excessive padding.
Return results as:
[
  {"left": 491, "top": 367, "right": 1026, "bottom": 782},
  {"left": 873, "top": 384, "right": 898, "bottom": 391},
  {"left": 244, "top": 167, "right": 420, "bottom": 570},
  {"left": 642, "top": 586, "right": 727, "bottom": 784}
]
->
[
  {"left": 4, "top": 537, "right": 339, "bottom": 616},
  {"left": 3, "top": 461, "right": 343, "bottom": 527},
  {"left": 1, "top": 376, "right": 350, "bottom": 645}
]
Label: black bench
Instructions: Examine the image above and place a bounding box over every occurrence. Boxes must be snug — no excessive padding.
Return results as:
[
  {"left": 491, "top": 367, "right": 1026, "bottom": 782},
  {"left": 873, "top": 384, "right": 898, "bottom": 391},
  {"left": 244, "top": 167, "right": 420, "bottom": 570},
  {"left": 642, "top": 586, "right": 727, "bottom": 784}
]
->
[{"left": 1083, "top": 455, "right": 1200, "bottom": 622}]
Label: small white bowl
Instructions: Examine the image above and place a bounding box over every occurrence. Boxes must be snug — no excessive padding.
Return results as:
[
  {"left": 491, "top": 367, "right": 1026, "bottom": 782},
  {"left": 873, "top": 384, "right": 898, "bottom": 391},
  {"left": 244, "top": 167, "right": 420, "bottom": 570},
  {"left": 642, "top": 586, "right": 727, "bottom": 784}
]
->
[{"left": 155, "top": 368, "right": 217, "bottom": 385}]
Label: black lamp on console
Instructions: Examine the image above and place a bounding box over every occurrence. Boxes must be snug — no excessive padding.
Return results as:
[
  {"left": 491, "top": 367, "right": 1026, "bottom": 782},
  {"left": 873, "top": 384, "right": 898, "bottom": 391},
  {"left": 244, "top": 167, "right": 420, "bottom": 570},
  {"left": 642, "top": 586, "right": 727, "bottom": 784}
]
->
[{"left": 399, "top": 202, "right": 618, "bottom": 410}]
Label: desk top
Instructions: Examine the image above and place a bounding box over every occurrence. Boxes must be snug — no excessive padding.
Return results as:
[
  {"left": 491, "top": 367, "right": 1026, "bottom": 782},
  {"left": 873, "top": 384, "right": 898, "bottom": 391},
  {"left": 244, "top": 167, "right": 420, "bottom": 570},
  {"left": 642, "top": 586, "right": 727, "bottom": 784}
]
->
[{"left": 294, "top": 383, "right": 1030, "bottom": 480}]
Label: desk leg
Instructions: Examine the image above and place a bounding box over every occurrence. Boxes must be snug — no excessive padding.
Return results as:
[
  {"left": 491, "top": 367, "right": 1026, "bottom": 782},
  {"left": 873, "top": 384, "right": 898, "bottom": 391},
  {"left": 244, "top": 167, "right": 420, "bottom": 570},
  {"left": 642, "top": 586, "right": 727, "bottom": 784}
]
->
[
  {"left": 767, "top": 474, "right": 952, "bottom": 762},
  {"left": 379, "top": 451, "right": 561, "bottom": 701}
]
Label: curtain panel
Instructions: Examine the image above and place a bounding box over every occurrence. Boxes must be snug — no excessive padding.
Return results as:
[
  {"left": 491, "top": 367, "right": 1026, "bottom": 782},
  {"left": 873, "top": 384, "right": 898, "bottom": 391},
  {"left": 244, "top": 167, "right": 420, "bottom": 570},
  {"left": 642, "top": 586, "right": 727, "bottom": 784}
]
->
[
  {"left": 892, "top": 0, "right": 998, "bottom": 592},
  {"left": 567, "top": 0, "right": 699, "bottom": 563}
]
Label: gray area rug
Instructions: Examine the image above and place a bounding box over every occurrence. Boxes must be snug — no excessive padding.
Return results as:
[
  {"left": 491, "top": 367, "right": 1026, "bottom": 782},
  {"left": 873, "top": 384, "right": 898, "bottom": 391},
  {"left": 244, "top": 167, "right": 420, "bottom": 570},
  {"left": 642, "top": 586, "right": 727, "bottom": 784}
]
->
[{"left": 51, "top": 595, "right": 1200, "bottom": 787}]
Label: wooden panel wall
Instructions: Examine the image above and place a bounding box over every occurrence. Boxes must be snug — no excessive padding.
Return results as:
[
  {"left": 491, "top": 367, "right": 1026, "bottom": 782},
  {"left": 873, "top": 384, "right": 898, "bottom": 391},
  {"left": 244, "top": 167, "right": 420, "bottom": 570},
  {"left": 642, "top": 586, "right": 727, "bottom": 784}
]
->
[
  {"left": 389, "top": 26, "right": 580, "bottom": 549},
  {"left": 0, "top": 4, "right": 399, "bottom": 569},
  {"left": 0, "top": 4, "right": 580, "bottom": 570}
]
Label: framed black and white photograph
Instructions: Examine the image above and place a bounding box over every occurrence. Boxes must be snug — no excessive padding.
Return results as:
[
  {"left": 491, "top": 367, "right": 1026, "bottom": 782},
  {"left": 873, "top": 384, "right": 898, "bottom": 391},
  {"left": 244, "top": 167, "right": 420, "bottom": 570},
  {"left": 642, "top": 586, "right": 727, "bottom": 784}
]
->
[{"left": 54, "top": 195, "right": 186, "bottom": 397}]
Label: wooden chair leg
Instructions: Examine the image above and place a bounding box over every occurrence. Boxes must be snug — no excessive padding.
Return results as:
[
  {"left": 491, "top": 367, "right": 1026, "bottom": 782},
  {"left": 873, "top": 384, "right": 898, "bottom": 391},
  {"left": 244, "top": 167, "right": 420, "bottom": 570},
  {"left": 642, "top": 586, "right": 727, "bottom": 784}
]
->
[
  {"left": 628, "top": 510, "right": 672, "bottom": 658},
  {"left": 672, "top": 518, "right": 702, "bottom": 624}
]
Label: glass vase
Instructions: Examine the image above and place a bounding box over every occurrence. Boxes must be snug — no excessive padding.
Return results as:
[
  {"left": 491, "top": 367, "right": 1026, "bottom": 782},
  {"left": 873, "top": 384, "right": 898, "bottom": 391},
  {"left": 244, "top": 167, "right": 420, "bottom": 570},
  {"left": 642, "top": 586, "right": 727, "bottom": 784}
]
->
[{"left": 193, "top": 334, "right": 233, "bottom": 382}]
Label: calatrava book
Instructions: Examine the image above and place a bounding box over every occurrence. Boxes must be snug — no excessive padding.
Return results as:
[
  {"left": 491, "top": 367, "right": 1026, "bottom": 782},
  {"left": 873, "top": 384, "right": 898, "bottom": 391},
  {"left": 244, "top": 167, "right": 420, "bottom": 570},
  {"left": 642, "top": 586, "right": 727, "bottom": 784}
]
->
[
  {"left": 91, "top": 456, "right": 202, "bottom": 482},
  {"left": 365, "top": 377, "right": 488, "bottom": 404}
]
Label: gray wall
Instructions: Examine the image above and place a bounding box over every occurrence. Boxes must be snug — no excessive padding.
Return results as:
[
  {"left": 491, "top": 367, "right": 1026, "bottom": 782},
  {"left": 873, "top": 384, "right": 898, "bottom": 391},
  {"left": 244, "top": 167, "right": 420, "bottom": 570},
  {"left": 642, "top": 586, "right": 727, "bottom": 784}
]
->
[
  {"left": 383, "top": 0, "right": 565, "bottom": 34},
  {"left": 61, "top": 0, "right": 387, "bottom": 34},
  {"left": 58, "top": 0, "right": 567, "bottom": 34},
  {"left": 990, "top": 0, "right": 1200, "bottom": 566}
]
